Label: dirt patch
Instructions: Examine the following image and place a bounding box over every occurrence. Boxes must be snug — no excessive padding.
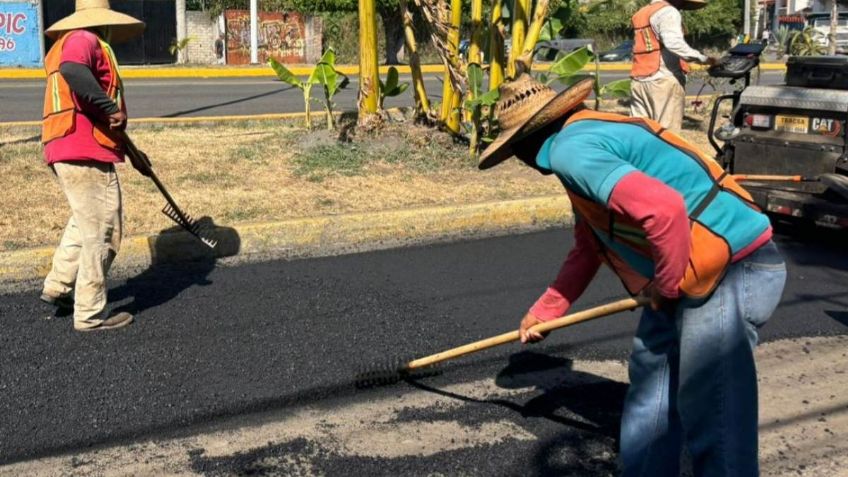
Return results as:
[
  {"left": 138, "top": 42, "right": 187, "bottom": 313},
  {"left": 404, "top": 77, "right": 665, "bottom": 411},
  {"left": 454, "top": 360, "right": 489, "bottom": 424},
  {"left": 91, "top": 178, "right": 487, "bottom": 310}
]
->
[{"left": 0, "top": 104, "right": 723, "bottom": 253}]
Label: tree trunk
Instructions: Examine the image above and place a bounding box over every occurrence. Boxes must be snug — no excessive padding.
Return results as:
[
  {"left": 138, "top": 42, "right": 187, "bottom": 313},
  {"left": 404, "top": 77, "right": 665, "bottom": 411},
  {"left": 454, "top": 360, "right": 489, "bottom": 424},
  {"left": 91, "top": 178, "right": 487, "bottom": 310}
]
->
[
  {"left": 176, "top": 0, "right": 187, "bottom": 64},
  {"left": 440, "top": 0, "right": 463, "bottom": 133},
  {"left": 358, "top": 0, "right": 380, "bottom": 118},
  {"left": 829, "top": 0, "right": 839, "bottom": 55},
  {"left": 380, "top": 8, "right": 405, "bottom": 65}
]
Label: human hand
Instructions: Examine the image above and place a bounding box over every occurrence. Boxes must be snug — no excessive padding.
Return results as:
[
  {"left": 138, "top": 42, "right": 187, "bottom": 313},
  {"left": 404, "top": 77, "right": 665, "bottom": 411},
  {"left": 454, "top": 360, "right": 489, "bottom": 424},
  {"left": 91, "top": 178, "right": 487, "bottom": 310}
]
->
[
  {"left": 641, "top": 284, "right": 677, "bottom": 313},
  {"left": 108, "top": 110, "right": 127, "bottom": 130},
  {"left": 706, "top": 56, "right": 720, "bottom": 67},
  {"left": 519, "top": 313, "right": 549, "bottom": 344}
]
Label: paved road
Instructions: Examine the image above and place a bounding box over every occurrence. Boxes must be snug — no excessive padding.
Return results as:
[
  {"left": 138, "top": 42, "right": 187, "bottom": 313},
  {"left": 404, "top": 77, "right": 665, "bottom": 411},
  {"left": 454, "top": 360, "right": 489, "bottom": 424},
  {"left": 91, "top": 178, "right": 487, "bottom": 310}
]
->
[
  {"left": 0, "top": 225, "right": 846, "bottom": 470},
  {"left": 0, "top": 71, "right": 785, "bottom": 122}
]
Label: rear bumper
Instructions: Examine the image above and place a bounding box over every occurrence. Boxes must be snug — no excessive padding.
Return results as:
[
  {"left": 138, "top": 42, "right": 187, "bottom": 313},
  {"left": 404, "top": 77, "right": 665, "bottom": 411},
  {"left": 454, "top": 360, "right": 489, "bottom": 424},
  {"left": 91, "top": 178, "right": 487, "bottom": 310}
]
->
[{"left": 748, "top": 186, "right": 848, "bottom": 229}]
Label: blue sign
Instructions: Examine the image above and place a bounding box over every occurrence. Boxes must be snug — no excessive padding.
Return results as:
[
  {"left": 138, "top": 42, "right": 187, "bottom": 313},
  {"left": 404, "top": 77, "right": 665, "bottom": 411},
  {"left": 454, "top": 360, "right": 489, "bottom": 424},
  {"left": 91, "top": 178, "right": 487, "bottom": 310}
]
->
[{"left": 0, "top": 2, "right": 41, "bottom": 67}]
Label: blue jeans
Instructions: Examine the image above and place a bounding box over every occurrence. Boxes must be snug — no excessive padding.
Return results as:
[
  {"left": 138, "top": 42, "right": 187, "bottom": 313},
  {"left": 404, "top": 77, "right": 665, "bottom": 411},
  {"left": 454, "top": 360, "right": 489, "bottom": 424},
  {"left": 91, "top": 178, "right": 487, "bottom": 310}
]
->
[{"left": 620, "top": 241, "right": 787, "bottom": 477}]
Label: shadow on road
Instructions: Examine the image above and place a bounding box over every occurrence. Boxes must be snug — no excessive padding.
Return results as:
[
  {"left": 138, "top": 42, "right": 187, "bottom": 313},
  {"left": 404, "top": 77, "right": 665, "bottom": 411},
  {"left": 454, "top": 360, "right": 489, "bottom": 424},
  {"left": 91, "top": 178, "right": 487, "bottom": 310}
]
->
[
  {"left": 161, "top": 86, "right": 294, "bottom": 118},
  {"left": 110, "top": 217, "right": 240, "bottom": 315},
  {"left": 0, "top": 134, "right": 40, "bottom": 148}
]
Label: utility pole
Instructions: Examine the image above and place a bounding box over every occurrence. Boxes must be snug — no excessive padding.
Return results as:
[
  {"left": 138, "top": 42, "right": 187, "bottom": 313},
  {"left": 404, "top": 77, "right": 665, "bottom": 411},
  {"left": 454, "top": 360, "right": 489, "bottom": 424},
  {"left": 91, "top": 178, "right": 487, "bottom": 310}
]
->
[
  {"left": 744, "top": 0, "right": 751, "bottom": 37},
  {"left": 176, "top": 0, "right": 187, "bottom": 63},
  {"left": 250, "top": 0, "right": 259, "bottom": 64}
]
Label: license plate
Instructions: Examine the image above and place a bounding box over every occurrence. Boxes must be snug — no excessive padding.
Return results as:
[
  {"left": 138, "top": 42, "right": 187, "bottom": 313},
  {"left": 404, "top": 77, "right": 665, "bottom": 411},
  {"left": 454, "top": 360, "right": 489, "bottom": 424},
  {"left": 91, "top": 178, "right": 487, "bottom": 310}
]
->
[{"left": 774, "top": 115, "right": 809, "bottom": 134}]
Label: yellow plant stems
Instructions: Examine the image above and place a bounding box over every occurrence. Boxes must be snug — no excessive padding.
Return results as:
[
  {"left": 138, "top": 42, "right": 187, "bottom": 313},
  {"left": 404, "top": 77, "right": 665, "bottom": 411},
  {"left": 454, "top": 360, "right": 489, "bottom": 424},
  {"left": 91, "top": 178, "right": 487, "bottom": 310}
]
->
[
  {"left": 440, "top": 0, "right": 463, "bottom": 133},
  {"left": 507, "top": 0, "right": 531, "bottom": 79},
  {"left": 400, "top": 0, "right": 430, "bottom": 115},
  {"left": 516, "top": 0, "right": 549, "bottom": 74},
  {"left": 358, "top": 0, "right": 380, "bottom": 117},
  {"left": 489, "top": 0, "right": 505, "bottom": 91},
  {"left": 469, "top": 0, "right": 484, "bottom": 65}
]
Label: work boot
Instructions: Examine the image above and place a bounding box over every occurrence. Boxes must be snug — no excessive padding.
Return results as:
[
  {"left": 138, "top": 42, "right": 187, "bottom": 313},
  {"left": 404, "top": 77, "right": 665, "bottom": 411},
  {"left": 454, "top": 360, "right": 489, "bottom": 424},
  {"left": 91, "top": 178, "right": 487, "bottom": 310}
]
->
[
  {"left": 74, "top": 312, "right": 134, "bottom": 332},
  {"left": 40, "top": 291, "right": 74, "bottom": 310}
]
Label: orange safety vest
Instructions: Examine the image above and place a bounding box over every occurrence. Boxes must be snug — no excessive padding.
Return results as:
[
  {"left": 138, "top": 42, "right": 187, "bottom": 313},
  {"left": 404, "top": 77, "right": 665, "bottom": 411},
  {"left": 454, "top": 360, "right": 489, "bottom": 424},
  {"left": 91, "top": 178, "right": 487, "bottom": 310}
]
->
[
  {"left": 631, "top": 1, "right": 691, "bottom": 78},
  {"left": 42, "top": 31, "right": 125, "bottom": 149},
  {"left": 562, "top": 110, "right": 762, "bottom": 299}
]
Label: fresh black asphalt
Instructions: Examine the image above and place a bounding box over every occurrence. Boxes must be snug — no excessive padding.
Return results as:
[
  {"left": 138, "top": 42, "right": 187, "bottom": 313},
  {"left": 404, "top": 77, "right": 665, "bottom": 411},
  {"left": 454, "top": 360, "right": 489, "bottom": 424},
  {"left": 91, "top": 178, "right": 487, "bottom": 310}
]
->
[{"left": 1, "top": 226, "right": 846, "bottom": 470}]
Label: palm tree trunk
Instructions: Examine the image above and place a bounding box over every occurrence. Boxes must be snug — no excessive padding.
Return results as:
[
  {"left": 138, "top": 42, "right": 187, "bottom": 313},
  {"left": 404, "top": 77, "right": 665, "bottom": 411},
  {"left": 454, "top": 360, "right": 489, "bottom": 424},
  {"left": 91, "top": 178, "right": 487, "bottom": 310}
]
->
[
  {"left": 440, "top": 0, "right": 463, "bottom": 133},
  {"left": 507, "top": 0, "right": 531, "bottom": 79},
  {"left": 400, "top": 0, "right": 430, "bottom": 115},
  {"left": 358, "top": 0, "right": 380, "bottom": 118},
  {"left": 489, "top": 0, "right": 505, "bottom": 91}
]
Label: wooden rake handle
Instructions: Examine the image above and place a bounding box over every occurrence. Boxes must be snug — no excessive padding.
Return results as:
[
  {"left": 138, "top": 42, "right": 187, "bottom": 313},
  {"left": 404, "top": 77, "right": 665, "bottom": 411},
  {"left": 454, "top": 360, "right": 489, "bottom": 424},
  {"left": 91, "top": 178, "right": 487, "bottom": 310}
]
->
[{"left": 405, "top": 297, "right": 649, "bottom": 371}]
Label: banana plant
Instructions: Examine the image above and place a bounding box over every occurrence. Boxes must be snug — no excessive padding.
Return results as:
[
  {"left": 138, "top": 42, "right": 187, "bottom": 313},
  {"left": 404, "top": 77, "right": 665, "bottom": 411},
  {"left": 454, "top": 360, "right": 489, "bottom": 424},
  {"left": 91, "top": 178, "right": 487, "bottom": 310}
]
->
[
  {"left": 464, "top": 63, "right": 500, "bottom": 156},
  {"left": 541, "top": 45, "right": 631, "bottom": 110},
  {"left": 378, "top": 66, "right": 409, "bottom": 109},
  {"left": 269, "top": 48, "right": 348, "bottom": 130}
]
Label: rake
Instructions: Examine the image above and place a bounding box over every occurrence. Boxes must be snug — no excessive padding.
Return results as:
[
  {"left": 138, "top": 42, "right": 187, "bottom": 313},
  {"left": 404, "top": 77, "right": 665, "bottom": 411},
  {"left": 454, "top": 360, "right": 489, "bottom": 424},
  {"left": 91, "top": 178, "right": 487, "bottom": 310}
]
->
[
  {"left": 356, "top": 296, "right": 649, "bottom": 388},
  {"left": 119, "top": 131, "right": 218, "bottom": 249}
]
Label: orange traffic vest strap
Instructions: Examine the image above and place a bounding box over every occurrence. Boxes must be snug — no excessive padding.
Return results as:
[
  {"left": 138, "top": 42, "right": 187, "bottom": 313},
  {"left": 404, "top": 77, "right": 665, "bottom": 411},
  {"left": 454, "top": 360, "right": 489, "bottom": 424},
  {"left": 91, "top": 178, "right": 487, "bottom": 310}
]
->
[
  {"left": 561, "top": 110, "right": 760, "bottom": 299},
  {"left": 42, "top": 31, "right": 124, "bottom": 150},
  {"left": 631, "top": 1, "right": 690, "bottom": 78}
]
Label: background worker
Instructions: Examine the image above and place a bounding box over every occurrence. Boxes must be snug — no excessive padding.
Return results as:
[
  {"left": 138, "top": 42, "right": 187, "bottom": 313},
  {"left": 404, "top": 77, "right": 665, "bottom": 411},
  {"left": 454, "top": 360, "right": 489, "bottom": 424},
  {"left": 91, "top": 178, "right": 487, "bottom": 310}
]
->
[
  {"left": 630, "top": 0, "right": 717, "bottom": 132},
  {"left": 40, "top": 0, "right": 147, "bottom": 331},
  {"left": 479, "top": 74, "right": 786, "bottom": 475}
]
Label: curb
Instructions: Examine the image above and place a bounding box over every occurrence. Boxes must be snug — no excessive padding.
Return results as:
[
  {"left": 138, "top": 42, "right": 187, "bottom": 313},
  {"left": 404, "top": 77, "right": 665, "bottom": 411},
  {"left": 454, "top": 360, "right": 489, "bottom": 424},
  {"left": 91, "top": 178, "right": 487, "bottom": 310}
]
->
[
  {"left": 0, "top": 196, "right": 572, "bottom": 285},
  {"left": 0, "top": 62, "right": 789, "bottom": 80}
]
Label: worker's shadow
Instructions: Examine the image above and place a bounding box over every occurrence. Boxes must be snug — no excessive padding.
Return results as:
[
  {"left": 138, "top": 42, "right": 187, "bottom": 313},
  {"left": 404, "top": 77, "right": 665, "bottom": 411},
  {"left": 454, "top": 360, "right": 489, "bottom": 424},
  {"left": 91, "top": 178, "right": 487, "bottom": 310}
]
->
[
  {"left": 109, "top": 217, "right": 240, "bottom": 315},
  {"left": 407, "top": 351, "right": 626, "bottom": 437}
]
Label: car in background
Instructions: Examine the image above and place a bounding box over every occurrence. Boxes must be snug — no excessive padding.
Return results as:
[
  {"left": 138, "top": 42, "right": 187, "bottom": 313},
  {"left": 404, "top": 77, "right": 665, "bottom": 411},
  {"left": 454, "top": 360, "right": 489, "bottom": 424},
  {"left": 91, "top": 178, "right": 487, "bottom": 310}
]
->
[
  {"left": 533, "top": 38, "right": 596, "bottom": 61},
  {"left": 807, "top": 13, "right": 848, "bottom": 54},
  {"left": 598, "top": 40, "right": 634, "bottom": 62}
]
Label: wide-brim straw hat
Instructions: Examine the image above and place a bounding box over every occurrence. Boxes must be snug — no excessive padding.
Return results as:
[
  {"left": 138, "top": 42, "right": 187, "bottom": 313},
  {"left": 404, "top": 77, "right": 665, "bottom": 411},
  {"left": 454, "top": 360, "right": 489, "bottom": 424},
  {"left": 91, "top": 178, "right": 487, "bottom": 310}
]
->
[
  {"left": 479, "top": 74, "right": 594, "bottom": 170},
  {"left": 45, "top": 0, "right": 145, "bottom": 44},
  {"left": 681, "top": 0, "right": 708, "bottom": 10}
]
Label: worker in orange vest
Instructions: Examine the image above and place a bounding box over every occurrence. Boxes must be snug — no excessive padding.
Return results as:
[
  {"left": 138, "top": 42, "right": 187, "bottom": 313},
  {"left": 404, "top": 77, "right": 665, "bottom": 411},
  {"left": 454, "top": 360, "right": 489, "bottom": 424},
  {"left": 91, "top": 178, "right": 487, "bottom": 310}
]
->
[
  {"left": 630, "top": 0, "right": 717, "bottom": 132},
  {"left": 40, "top": 0, "right": 147, "bottom": 331}
]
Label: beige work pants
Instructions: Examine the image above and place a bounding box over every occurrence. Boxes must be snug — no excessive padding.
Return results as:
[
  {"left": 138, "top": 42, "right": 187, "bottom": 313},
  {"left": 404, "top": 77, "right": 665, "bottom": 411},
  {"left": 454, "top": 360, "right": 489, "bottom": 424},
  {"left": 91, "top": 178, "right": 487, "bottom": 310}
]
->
[
  {"left": 43, "top": 161, "right": 122, "bottom": 328},
  {"left": 630, "top": 75, "right": 686, "bottom": 133}
]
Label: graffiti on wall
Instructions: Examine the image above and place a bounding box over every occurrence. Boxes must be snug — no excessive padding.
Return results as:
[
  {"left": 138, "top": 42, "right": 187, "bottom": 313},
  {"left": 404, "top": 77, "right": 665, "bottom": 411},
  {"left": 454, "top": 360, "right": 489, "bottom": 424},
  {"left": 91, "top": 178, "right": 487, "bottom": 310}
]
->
[
  {"left": 0, "top": 2, "right": 41, "bottom": 66},
  {"left": 225, "top": 10, "right": 305, "bottom": 65}
]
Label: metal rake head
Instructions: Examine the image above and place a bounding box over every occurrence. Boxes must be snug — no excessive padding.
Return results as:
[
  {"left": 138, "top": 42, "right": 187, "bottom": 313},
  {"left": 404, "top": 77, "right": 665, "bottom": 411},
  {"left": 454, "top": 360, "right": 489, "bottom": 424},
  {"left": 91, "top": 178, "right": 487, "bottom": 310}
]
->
[
  {"left": 354, "top": 357, "right": 441, "bottom": 389},
  {"left": 162, "top": 203, "right": 218, "bottom": 249}
]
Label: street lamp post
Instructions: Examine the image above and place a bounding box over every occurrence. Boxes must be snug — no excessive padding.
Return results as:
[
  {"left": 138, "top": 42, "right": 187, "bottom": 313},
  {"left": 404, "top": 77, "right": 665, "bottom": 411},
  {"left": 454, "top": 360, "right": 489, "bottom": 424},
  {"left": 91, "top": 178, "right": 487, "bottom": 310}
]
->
[{"left": 250, "top": 0, "right": 259, "bottom": 64}]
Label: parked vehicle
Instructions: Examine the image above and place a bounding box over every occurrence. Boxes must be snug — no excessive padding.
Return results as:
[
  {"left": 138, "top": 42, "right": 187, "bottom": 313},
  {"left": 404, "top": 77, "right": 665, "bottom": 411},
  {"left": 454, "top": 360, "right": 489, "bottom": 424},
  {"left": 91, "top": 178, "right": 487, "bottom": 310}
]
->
[
  {"left": 534, "top": 38, "right": 596, "bottom": 62},
  {"left": 807, "top": 12, "right": 848, "bottom": 54},
  {"left": 598, "top": 40, "right": 634, "bottom": 62}
]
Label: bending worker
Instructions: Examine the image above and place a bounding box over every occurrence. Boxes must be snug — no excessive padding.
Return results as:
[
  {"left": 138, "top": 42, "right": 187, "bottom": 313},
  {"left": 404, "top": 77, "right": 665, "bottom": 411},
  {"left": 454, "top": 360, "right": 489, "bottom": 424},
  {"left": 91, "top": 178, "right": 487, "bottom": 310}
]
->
[
  {"left": 630, "top": 0, "right": 717, "bottom": 132},
  {"left": 479, "top": 74, "right": 786, "bottom": 475},
  {"left": 40, "top": 0, "right": 146, "bottom": 331}
]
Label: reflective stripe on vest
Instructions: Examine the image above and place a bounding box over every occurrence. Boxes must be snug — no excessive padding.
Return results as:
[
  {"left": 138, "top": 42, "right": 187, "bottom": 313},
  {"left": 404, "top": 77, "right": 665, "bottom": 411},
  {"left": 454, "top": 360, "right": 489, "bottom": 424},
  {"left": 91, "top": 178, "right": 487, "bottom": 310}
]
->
[
  {"left": 562, "top": 110, "right": 761, "bottom": 299},
  {"left": 630, "top": 1, "right": 691, "bottom": 78},
  {"left": 42, "top": 31, "right": 125, "bottom": 149}
]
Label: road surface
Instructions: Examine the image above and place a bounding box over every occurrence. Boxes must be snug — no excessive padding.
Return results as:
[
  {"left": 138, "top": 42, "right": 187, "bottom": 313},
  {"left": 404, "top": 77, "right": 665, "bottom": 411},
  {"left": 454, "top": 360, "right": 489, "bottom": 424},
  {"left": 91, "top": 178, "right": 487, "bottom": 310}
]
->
[
  {"left": 0, "top": 225, "right": 846, "bottom": 475},
  {"left": 0, "top": 71, "right": 785, "bottom": 122}
]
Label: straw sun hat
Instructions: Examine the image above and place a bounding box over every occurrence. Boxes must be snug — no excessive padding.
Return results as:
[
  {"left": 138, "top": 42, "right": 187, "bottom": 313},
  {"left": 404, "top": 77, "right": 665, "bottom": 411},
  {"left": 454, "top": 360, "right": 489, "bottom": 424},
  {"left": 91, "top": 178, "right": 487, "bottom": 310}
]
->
[
  {"left": 45, "top": 0, "right": 145, "bottom": 44},
  {"left": 479, "top": 73, "right": 594, "bottom": 170}
]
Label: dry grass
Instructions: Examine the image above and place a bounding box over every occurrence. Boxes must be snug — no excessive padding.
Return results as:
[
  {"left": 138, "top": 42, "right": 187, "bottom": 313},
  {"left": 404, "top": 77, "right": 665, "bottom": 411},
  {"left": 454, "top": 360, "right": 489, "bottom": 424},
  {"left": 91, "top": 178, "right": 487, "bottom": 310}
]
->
[{"left": 0, "top": 105, "right": 719, "bottom": 252}]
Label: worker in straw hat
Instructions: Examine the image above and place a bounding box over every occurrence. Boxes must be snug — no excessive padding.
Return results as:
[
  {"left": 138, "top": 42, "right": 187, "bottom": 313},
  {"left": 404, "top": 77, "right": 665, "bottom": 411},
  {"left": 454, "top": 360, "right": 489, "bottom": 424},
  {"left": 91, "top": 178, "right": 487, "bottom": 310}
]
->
[
  {"left": 39, "top": 0, "right": 148, "bottom": 331},
  {"left": 479, "top": 73, "right": 786, "bottom": 475},
  {"left": 629, "top": 0, "right": 717, "bottom": 132}
]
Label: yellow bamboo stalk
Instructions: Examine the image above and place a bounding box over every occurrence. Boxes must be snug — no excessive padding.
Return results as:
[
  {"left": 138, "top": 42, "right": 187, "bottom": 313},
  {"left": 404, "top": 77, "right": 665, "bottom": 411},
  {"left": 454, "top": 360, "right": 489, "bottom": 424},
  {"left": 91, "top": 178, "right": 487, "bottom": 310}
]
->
[
  {"left": 358, "top": 0, "right": 380, "bottom": 117},
  {"left": 516, "top": 0, "right": 549, "bottom": 74},
  {"left": 400, "top": 0, "right": 430, "bottom": 114},
  {"left": 489, "top": 0, "right": 505, "bottom": 91},
  {"left": 440, "top": 0, "right": 462, "bottom": 132},
  {"left": 469, "top": 0, "right": 484, "bottom": 65},
  {"left": 507, "top": 0, "right": 531, "bottom": 79}
]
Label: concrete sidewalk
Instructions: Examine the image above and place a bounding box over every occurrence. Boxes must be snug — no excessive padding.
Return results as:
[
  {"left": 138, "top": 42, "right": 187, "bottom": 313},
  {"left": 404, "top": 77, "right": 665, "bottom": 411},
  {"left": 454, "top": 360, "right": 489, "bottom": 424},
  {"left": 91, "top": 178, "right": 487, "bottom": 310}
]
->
[{"left": 0, "top": 62, "right": 789, "bottom": 80}]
